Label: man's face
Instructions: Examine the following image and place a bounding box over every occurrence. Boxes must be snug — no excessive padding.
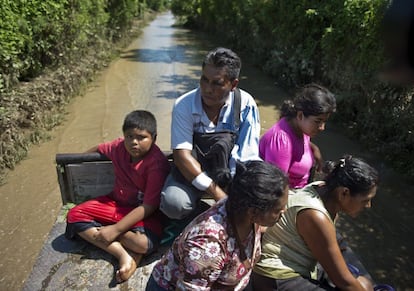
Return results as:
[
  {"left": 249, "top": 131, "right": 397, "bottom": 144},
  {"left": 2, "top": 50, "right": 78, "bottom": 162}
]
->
[{"left": 199, "top": 64, "right": 237, "bottom": 108}]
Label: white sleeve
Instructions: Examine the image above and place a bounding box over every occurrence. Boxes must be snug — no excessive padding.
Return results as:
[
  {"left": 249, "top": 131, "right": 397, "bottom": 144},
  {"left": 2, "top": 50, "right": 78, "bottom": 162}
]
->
[{"left": 171, "top": 91, "right": 195, "bottom": 150}]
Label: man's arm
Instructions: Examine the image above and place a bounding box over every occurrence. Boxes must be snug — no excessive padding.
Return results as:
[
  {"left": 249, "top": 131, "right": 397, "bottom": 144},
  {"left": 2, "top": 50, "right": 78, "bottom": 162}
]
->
[{"left": 173, "top": 149, "right": 226, "bottom": 201}]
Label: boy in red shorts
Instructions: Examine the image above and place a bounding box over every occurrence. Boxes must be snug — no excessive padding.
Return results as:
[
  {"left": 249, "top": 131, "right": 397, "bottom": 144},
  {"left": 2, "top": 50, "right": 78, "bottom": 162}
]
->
[{"left": 65, "top": 110, "right": 170, "bottom": 283}]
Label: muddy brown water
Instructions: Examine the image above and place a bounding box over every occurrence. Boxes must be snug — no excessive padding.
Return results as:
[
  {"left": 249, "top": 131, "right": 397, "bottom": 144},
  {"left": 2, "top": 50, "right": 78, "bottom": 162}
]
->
[{"left": 0, "top": 12, "right": 413, "bottom": 290}]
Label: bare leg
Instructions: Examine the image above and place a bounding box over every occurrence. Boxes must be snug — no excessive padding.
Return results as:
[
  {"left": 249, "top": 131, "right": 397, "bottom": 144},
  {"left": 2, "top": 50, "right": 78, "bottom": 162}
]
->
[
  {"left": 118, "top": 230, "right": 149, "bottom": 254},
  {"left": 78, "top": 227, "right": 139, "bottom": 282}
]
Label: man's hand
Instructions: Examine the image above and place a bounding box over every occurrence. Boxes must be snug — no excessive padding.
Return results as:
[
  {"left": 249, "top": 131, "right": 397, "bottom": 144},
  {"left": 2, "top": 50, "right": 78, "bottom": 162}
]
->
[{"left": 205, "top": 182, "right": 227, "bottom": 201}]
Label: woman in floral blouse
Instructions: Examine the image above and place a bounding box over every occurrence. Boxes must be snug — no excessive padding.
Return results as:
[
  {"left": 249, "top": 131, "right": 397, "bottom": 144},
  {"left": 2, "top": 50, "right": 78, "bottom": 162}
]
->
[{"left": 146, "top": 160, "right": 289, "bottom": 290}]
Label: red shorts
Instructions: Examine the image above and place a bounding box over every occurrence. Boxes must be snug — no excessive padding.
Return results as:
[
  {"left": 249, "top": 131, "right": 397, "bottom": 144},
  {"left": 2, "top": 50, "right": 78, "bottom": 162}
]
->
[{"left": 66, "top": 195, "right": 164, "bottom": 237}]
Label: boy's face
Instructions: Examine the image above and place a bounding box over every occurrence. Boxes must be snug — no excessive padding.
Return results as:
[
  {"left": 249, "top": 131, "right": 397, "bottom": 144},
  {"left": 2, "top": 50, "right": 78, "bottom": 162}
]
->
[{"left": 123, "top": 128, "right": 154, "bottom": 162}]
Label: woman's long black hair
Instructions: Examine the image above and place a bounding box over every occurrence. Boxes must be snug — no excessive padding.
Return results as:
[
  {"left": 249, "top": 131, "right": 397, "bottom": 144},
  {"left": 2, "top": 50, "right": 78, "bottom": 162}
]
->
[
  {"left": 227, "top": 160, "right": 288, "bottom": 214},
  {"left": 323, "top": 155, "right": 379, "bottom": 195}
]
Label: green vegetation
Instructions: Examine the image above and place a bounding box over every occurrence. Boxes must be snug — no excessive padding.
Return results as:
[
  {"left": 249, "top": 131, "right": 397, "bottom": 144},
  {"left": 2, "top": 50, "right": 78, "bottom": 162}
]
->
[
  {"left": 0, "top": 0, "right": 169, "bottom": 184},
  {"left": 171, "top": 0, "right": 414, "bottom": 180}
]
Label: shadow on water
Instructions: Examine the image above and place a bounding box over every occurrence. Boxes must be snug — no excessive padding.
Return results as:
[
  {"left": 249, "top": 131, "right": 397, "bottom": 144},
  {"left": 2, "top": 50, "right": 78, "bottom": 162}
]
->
[
  {"left": 121, "top": 46, "right": 198, "bottom": 64},
  {"left": 156, "top": 73, "right": 199, "bottom": 100},
  {"left": 120, "top": 33, "right": 204, "bottom": 100},
  {"left": 122, "top": 48, "right": 174, "bottom": 63}
]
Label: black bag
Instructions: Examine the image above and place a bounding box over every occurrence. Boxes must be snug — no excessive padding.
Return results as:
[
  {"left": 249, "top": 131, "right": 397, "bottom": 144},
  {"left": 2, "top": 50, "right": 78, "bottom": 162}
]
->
[{"left": 192, "top": 131, "right": 236, "bottom": 188}]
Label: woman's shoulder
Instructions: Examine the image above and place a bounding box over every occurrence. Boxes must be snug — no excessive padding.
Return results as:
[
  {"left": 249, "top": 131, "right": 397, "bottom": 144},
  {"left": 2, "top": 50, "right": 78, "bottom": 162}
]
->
[
  {"left": 289, "top": 185, "right": 323, "bottom": 208},
  {"left": 188, "top": 201, "right": 229, "bottom": 238},
  {"left": 261, "top": 121, "right": 292, "bottom": 146},
  {"left": 288, "top": 185, "right": 332, "bottom": 221}
]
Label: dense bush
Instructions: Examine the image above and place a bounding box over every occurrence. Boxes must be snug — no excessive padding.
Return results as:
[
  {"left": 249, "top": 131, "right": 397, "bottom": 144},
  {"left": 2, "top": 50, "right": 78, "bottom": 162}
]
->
[
  {"left": 0, "top": 0, "right": 169, "bottom": 92},
  {"left": 170, "top": 0, "right": 414, "bottom": 180},
  {"left": 0, "top": 0, "right": 68, "bottom": 89}
]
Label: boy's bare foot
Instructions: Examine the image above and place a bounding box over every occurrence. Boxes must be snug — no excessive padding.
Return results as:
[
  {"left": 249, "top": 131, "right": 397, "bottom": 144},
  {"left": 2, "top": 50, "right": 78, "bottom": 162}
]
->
[
  {"left": 115, "top": 253, "right": 143, "bottom": 283},
  {"left": 116, "top": 255, "right": 137, "bottom": 283}
]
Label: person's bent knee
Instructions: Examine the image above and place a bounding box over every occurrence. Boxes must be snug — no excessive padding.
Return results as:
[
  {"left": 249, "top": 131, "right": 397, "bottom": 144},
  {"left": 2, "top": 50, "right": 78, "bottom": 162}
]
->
[
  {"left": 160, "top": 187, "right": 196, "bottom": 220},
  {"left": 160, "top": 194, "right": 193, "bottom": 219}
]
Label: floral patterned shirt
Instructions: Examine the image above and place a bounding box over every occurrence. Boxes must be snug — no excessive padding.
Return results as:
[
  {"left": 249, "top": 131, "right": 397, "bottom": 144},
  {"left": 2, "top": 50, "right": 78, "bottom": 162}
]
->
[{"left": 151, "top": 198, "right": 261, "bottom": 290}]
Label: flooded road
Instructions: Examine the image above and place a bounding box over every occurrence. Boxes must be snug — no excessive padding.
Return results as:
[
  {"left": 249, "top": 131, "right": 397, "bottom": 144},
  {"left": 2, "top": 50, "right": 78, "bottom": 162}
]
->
[{"left": 0, "top": 12, "right": 413, "bottom": 290}]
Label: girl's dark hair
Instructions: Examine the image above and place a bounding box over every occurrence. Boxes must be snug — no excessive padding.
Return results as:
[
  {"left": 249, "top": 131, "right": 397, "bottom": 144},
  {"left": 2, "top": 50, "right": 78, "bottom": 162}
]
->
[
  {"left": 122, "top": 110, "right": 157, "bottom": 139},
  {"left": 323, "top": 155, "right": 379, "bottom": 196},
  {"left": 202, "top": 47, "right": 241, "bottom": 81},
  {"left": 227, "top": 160, "right": 288, "bottom": 213},
  {"left": 281, "top": 83, "right": 336, "bottom": 119}
]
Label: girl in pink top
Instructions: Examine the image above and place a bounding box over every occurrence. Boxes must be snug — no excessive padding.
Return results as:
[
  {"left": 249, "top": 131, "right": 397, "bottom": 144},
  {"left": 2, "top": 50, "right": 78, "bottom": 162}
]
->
[{"left": 259, "top": 83, "right": 336, "bottom": 188}]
